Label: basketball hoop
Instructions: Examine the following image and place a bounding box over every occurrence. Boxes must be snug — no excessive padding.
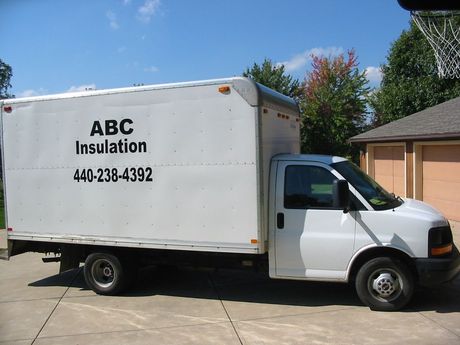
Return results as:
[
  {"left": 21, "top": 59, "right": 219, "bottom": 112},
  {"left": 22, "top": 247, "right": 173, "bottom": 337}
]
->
[
  {"left": 411, "top": 10, "right": 460, "bottom": 79},
  {"left": 397, "top": 1, "right": 460, "bottom": 79}
]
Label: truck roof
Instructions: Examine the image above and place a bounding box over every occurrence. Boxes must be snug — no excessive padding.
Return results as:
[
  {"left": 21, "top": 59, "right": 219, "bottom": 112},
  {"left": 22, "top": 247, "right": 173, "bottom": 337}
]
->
[
  {"left": 1, "top": 77, "right": 299, "bottom": 115},
  {"left": 272, "top": 154, "right": 348, "bottom": 165}
]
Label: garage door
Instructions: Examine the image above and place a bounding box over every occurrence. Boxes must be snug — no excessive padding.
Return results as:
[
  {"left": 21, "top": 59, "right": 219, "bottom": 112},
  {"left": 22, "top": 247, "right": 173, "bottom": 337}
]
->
[
  {"left": 422, "top": 145, "right": 460, "bottom": 221},
  {"left": 373, "top": 146, "right": 405, "bottom": 197}
]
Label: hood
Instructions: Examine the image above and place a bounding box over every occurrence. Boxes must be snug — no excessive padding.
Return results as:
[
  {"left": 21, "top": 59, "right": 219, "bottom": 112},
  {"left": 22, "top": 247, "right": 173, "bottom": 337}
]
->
[{"left": 397, "top": 198, "right": 448, "bottom": 227}]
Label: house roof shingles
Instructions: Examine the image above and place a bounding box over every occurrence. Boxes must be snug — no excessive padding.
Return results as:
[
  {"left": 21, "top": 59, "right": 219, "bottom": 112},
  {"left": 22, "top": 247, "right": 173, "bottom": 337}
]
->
[{"left": 350, "top": 96, "right": 460, "bottom": 143}]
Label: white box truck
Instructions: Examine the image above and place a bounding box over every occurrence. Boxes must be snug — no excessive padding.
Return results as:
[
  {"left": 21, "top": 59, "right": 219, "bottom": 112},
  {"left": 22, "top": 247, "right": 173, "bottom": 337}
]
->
[{"left": 1, "top": 77, "right": 459, "bottom": 311}]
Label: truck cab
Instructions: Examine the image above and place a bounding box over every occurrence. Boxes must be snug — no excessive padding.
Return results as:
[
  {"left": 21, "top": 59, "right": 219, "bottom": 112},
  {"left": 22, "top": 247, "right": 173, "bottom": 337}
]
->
[{"left": 269, "top": 154, "right": 460, "bottom": 310}]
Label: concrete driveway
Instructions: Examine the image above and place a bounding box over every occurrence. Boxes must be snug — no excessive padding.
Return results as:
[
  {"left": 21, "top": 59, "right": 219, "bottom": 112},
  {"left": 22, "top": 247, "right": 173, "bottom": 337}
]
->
[{"left": 1, "top": 224, "right": 459, "bottom": 345}]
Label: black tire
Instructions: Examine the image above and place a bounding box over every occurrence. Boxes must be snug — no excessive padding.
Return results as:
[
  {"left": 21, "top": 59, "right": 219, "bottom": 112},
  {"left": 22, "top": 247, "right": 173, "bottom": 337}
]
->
[
  {"left": 355, "top": 257, "right": 414, "bottom": 311},
  {"left": 84, "top": 252, "right": 128, "bottom": 295}
]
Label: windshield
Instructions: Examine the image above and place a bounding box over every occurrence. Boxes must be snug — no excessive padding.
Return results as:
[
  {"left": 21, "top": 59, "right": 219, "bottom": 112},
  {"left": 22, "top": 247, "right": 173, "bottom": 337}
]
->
[{"left": 331, "top": 161, "right": 403, "bottom": 211}]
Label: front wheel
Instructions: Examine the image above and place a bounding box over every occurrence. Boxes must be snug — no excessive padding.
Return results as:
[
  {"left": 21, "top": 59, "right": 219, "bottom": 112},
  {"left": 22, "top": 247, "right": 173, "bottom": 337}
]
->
[
  {"left": 84, "top": 252, "right": 128, "bottom": 295},
  {"left": 355, "top": 257, "right": 414, "bottom": 311}
]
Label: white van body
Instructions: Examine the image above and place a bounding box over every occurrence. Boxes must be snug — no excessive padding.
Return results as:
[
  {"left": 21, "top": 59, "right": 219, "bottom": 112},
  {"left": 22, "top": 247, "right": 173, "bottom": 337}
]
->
[{"left": 1, "top": 77, "right": 458, "bottom": 311}]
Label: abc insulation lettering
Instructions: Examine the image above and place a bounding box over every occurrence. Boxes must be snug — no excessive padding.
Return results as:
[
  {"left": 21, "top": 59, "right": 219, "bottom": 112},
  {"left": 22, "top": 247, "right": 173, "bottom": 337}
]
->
[{"left": 75, "top": 119, "right": 147, "bottom": 155}]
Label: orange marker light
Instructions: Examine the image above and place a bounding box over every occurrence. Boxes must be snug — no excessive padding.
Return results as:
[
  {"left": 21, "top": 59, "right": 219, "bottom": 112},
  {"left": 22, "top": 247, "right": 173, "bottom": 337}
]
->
[
  {"left": 218, "top": 86, "right": 231, "bottom": 93},
  {"left": 250, "top": 239, "right": 258, "bottom": 244},
  {"left": 431, "top": 244, "right": 452, "bottom": 256}
]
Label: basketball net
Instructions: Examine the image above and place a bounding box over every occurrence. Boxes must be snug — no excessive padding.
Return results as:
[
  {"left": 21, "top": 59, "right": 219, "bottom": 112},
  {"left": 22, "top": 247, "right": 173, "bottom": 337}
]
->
[{"left": 411, "top": 11, "right": 460, "bottom": 78}]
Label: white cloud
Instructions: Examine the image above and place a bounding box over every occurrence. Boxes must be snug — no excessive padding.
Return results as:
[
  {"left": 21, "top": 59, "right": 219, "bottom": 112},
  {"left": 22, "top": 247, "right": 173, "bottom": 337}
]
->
[
  {"left": 365, "top": 66, "right": 383, "bottom": 85},
  {"left": 138, "top": 0, "right": 160, "bottom": 23},
  {"left": 144, "top": 66, "right": 159, "bottom": 73},
  {"left": 277, "top": 46, "right": 344, "bottom": 72},
  {"left": 67, "top": 84, "right": 96, "bottom": 92},
  {"left": 117, "top": 46, "right": 127, "bottom": 53},
  {"left": 126, "top": 61, "right": 140, "bottom": 69},
  {"left": 106, "top": 10, "right": 119, "bottom": 30},
  {"left": 18, "top": 88, "right": 48, "bottom": 98},
  {"left": 277, "top": 53, "right": 308, "bottom": 72}
]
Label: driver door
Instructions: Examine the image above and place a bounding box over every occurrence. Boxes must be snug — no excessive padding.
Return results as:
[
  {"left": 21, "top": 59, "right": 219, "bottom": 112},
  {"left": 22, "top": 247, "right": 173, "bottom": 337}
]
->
[{"left": 274, "top": 161, "right": 356, "bottom": 279}]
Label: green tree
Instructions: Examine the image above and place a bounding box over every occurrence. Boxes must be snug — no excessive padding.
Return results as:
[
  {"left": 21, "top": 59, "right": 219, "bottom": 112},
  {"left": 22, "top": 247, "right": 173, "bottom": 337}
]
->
[
  {"left": 300, "top": 50, "right": 369, "bottom": 160},
  {"left": 243, "top": 58, "right": 301, "bottom": 99},
  {"left": 0, "top": 59, "right": 13, "bottom": 99},
  {"left": 370, "top": 21, "right": 460, "bottom": 126}
]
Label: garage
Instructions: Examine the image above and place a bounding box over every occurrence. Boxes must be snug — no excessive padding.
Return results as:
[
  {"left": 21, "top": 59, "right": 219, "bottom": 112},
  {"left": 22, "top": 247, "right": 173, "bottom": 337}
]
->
[
  {"left": 420, "top": 144, "right": 460, "bottom": 221},
  {"left": 373, "top": 146, "right": 405, "bottom": 197},
  {"left": 350, "top": 96, "right": 460, "bottom": 222}
]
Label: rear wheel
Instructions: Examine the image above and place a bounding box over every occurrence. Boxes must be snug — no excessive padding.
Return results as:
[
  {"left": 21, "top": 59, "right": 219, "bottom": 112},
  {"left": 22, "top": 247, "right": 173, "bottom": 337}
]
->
[
  {"left": 355, "top": 257, "right": 414, "bottom": 311},
  {"left": 84, "top": 252, "right": 128, "bottom": 295}
]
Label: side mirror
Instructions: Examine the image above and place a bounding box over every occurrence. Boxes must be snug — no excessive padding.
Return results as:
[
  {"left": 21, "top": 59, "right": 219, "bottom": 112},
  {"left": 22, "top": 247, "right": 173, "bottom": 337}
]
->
[{"left": 333, "top": 179, "right": 350, "bottom": 213}]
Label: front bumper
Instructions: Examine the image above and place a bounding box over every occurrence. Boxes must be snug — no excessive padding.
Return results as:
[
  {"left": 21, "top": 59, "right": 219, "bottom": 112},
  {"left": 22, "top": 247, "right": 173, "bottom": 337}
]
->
[{"left": 415, "top": 245, "right": 460, "bottom": 286}]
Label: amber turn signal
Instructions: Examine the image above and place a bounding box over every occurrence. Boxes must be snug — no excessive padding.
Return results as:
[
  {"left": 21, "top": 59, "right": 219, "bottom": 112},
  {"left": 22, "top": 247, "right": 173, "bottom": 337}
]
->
[
  {"left": 431, "top": 243, "right": 452, "bottom": 256},
  {"left": 218, "top": 86, "right": 231, "bottom": 93}
]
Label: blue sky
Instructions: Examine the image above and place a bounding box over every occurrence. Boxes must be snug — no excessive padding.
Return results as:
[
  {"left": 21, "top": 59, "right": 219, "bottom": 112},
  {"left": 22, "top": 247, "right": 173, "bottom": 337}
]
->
[{"left": 1, "top": 0, "right": 412, "bottom": 98}]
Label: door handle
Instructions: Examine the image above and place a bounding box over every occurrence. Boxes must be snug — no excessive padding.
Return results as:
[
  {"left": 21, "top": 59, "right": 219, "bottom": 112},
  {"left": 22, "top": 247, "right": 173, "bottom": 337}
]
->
[{"left": 277, "top": 212, "right": 284, "bottom": 229}]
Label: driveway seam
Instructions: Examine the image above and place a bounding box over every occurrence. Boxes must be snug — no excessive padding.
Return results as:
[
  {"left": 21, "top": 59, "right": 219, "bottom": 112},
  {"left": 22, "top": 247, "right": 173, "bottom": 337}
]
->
[
  {"left": 26, "top": 320, "right": 237, "bottom": 341},
  {"left": 0, "top": 297, "right": 61, "bottom": 304},
  {"left": 208, "top": 275, "right": 244, "bottom": 345},
  {"left": 231, "top": 306, "right": 358, "bottom": 323},
  {"left": 418, "top": 312, "right": 460, "bottom": 339},
  {"left": 0, "top": 338, "right": 34, "bottom": 344},
  {"left": 31, "top": 267, "right": 81, "bottom": 344}
]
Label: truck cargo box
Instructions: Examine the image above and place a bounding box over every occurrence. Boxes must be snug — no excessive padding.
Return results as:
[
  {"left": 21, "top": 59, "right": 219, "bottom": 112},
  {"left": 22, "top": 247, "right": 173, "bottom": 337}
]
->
[{"left": 1, "top": 77, "right": 300, "bottom": 254}]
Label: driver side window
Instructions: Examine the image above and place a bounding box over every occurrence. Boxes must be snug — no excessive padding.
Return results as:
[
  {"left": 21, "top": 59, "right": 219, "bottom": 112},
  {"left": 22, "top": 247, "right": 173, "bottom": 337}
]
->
[{"left": 284, "top": 165, "right": 335, "bottom": 209}]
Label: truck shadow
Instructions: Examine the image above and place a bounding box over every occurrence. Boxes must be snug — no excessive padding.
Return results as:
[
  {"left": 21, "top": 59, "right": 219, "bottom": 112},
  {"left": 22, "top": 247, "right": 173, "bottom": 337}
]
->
[{"left": 29, "top": 265, "right": 460, "bottom": 313}]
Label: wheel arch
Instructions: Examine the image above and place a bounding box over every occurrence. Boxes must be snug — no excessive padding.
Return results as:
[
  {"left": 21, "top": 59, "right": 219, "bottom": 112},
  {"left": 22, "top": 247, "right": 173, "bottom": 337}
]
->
[{"left": 347, "top": 245, "right": 417, "bottom": 282}]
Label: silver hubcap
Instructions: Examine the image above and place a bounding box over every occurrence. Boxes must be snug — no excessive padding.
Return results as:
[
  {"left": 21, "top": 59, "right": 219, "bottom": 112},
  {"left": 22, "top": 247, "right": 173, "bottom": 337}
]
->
[
  {"left": 372, "top": 273, "right": 397, "bottom": 297},
  {"left": 91, "top": 259, "right": 116, "bottom": 288},
  {"left": 368, "top": 268, "right": 402, "bottom": 302}
]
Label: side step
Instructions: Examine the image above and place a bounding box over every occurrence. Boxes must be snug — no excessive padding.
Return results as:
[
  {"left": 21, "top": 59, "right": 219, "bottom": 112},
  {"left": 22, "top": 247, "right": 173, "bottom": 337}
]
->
[{"left": 42, "top": 256, "right": 61, "bottom": 263}]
